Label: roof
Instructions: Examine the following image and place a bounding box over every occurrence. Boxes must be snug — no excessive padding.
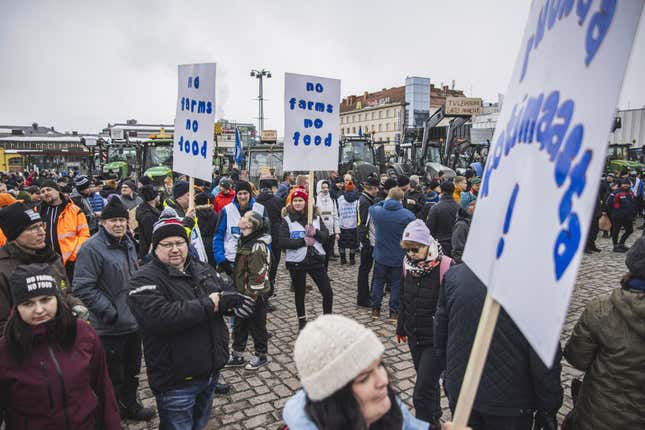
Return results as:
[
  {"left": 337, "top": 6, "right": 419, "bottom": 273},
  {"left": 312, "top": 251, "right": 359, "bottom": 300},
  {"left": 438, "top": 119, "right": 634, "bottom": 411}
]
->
[
  {"left": 340, "top": 86, "right": 406, "bottom": 113},
  {"left": 108, "top": 124, "right": 174, "bottom": 131},
  {"left": 0, "top": 135, "right": 83, "bottom": 143}
]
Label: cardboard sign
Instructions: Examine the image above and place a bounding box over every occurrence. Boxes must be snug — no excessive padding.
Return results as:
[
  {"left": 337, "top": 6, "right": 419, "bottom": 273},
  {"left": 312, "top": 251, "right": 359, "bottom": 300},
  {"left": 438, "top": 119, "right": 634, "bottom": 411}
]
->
[
  {"left": 283, "top": 73, "right": 340, "bottom": 171},
  {"left": 173, "top": 63, "right": 216, "bottom": 182},
  {"left": 462, "top": 0, "right": 643, "bottom": 366},
  {"left": 445, "top": 97, "right": 483, "bottom": 116}
]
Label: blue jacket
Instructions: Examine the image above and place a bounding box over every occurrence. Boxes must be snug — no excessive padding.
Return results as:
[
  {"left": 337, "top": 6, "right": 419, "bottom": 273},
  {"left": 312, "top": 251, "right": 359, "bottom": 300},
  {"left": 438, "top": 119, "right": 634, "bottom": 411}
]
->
[
  {"left": 283, "top": 389, "right": 430, "bottom": 429},
  {"left": 370, "top": 199, "right": 416, "bottom": 267}
]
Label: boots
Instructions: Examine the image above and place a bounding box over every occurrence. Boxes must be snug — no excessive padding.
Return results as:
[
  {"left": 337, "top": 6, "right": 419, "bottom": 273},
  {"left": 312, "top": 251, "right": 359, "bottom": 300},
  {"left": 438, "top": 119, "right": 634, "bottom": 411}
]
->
[
  {"left": 119, "top": 389, "right": 155, "bottom": 421},
  {"left": 298, "top": 316, "right": 307, "bottom": 331},
  {"left": 340, "top": 251, "right": 347, "bottom": 265},
  {"left": 349, "top": 252, "right": 356, "bottom": 265}
]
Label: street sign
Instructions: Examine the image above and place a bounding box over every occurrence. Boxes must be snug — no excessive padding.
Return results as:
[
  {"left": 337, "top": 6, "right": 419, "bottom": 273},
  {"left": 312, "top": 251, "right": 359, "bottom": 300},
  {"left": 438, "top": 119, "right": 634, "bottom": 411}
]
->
[
  {"left": 445, "top": 97, "right": 483, "bottom": 116},
  {"left": 172, "top": 63, "right": 216, "bottom": 182},
  {"left": 110, "top": 128, "right": 124, "bottom": 140}
]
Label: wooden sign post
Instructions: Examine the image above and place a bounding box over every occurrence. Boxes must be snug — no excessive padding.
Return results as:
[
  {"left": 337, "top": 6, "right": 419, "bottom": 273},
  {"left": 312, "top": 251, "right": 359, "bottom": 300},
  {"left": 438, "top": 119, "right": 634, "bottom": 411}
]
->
[{"left": 307, "top": 171, "right": 315, "bottom": 224}]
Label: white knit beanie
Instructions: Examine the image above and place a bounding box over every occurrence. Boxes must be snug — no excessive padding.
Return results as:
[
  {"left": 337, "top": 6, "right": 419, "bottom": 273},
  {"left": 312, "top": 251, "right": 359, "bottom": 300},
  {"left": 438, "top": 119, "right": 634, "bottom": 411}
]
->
[{"left": 294, "top": 314, "right": 385, "bottom": 401}]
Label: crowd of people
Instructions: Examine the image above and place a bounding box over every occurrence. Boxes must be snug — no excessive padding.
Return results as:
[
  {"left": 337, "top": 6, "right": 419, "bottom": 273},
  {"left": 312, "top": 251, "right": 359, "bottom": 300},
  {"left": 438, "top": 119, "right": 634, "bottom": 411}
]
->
[{"left": 0, "top": 166, "right": 642, "bottom": 430}]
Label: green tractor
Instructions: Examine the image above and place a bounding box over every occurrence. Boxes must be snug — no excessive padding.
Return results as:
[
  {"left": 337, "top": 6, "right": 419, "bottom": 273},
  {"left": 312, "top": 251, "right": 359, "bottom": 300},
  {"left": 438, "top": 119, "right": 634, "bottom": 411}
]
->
[{"left": 606, "top": 144, "right": 645, "bottom": 174}]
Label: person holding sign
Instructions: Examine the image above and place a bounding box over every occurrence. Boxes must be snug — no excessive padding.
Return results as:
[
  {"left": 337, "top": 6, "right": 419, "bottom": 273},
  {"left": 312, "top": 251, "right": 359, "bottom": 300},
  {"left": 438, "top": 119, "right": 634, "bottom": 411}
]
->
[{"left": 278, "top": 189, "right": 332, "bottom": 331}]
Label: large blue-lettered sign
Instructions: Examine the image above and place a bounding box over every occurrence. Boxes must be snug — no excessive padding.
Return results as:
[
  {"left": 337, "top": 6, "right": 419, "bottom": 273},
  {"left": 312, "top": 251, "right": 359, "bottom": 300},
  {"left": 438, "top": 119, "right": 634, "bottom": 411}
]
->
[
  {"left": 283, "top": 73, "right": 340, "bottom": 171},
  {"left": 462, "top": 0, "right": 642, "bottom": 366},
  {"left": 173, "top": 63, "right": 216, "bottom": 182}
]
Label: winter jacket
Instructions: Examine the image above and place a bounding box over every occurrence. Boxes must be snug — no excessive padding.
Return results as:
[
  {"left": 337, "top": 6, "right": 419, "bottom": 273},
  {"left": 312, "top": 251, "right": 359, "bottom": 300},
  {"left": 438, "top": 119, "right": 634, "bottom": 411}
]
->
[
  {"left": 316, "top": 191, "right": 340, "bottom": 235},
  {"left": 357, "top": 191, "right": 375, "bottom": 248},
  {"left": 283, "top": 389, "right": 430, "bottom": 430},
  {"left": 135, "top": 201, "right": 160, "bottom": 260},
  {"left": 196, "top": 204, "right": 218, "bottom": 267},
  {"left": 127, "top": 256, "right": 231, "bottom": 394},
  {"left": 564, "top": 282, "right": 645, "bottom": 430},
  {"left": 70, "top": 191, "right": 99, "bottom": 234},
  {"left": 397, "top": 264, "right": 442, "bottom": 347},
  {"left": 213, "top": 197, "right": 269, "bottom": 264},
  {"left": 0, "top": 243, "right": 79, "bottom": 335},
  {"left": 426, "top": 195, "right": 460, "bottom": 244},
  {"left": 276, "top": 181, "right": 290, "bottom": 200},
  {"left": 233, "top": 231, "right": 271, "bottom": 297},
  {"left": 87, "top": 192, "right": 106, "bottom": 214},
  {"left": 72, "top": 228, "right": 140, "bottom": 337},
  {"left": 434, "top": 264, "right": 563, "bottom": 416},
  {"left": 279, "top": 207, "right": 329, "bottom": 270},
  {"left": 39, "top": 198, "right": 90, "bottom": 264},
  {"left": 255, "top": 190, "right": 285, "bottom": 245},
  {"left": 451, "top": 209, "right": 471, "bottom": 263},
  {"left": 119, "top": 193, "right": 143, "bottom": 211},
  {"left": 369, "top": 199, "right": 416, "bottom": 267},
  {"left": 605, "top": 188, "right": 637, "bottom": 219},
  {"left": 0, "top": 319, "right": 121, "bottom": 430},
  {"left": 213, "top": 189, "right": 235, "bottom": 214},
  {"left": 404, "top": 187, "right": 425, "bottom": 216}
]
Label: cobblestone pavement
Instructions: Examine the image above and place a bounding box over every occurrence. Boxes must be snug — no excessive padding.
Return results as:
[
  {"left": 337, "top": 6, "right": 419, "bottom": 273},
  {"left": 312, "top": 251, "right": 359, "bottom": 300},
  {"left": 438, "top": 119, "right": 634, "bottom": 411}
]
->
[{"left": 124, "top": 233, "right": 635, "bottom": 429}]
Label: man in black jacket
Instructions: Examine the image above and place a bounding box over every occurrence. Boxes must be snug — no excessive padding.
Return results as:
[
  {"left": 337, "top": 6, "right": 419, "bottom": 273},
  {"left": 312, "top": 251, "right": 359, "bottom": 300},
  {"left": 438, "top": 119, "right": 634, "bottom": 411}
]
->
[
  {"left": 128, "top": 214, "right": 254, "bottom": 429},
  {"left": 135, "top": 184, "right": 160, "bottom": 262},
  {"left": 356, "top": 176, "right": 379, "bottom": 308},
  {"left": 254, "top": 177, "right": 284, "bottom": 301},
  {"left": 434, "top": 264, "right": 563, "bottom": 430},
  {"left": 426, "top": 181, "right": 460, "bottom": 257}
]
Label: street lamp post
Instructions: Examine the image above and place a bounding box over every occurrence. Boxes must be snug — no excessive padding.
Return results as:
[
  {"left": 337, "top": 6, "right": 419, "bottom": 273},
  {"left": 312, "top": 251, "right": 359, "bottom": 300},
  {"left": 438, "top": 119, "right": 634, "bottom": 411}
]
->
[{"left": 250, "top": 68, "right": 271, "bottom": 133}]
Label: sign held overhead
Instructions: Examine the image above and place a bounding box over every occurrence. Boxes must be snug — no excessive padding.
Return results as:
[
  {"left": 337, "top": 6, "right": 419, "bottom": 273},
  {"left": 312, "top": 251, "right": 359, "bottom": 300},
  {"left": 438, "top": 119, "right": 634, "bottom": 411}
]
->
[{"left": 445, "top": 97, "right": 483, "bottom": 116}]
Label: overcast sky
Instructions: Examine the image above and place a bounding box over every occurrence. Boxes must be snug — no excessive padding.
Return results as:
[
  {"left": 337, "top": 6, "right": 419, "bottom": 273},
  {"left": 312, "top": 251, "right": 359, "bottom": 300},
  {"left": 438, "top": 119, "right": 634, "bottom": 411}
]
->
[{"left": 1, "top": 0, "right": 643, "bottom": 135}]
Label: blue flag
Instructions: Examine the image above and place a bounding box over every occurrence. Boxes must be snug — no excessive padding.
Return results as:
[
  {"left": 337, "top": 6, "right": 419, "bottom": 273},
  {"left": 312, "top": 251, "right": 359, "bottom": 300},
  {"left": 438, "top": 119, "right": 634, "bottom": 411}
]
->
[
  {"left": 358, "top": 126, "right": 362, "bottom": 137},
  {"left": 234, "top": 127, "right": 244, "bottom": 166}
]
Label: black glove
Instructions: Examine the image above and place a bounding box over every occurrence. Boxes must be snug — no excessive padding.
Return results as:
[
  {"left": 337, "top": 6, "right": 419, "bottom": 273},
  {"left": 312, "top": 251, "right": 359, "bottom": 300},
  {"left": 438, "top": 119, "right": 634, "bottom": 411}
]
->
[
  {"left": 218, "top": 261, "right": 233, "bottom": 275},
  {"left": 218, "top": 291, "right": 255, "bottom": 318},
  {"left": 533, "top": 411, "right": 557, "bottom": 430}
]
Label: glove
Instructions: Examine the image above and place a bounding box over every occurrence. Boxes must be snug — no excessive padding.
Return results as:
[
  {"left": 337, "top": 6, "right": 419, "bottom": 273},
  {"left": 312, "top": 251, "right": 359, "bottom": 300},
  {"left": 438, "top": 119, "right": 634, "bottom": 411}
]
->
[
  {"left": 72, "top": 305, "right": 90, "bottom": 321},
  {"left": 218, "top": 291, "right": 255, "bottom": 318},
  {"left": 304, "top": 236, "right": 316, "bottom": 247},
  {"left": 218, "top": 261, "right": 233, "bottom": 275},
  {"left": 305, "top": 224, "right": 316, "bottom": 237},
  {"left": 396, "top": 335, "right": 407, "bottom": 344},
  {"left": 532, "top": 411, "right": 557, "bottom": 430}
]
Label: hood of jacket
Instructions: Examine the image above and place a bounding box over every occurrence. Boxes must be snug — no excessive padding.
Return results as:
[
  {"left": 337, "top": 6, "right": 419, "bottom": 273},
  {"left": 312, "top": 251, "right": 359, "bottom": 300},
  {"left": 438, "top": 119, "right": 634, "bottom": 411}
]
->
[
  {"left": 255, "top": 190, "right": 274, "bottom": 204},
  {"left": 611, "top": 288, "right": 645, "bottom": 339},
  {"left": 383, "top": 198, "right": 403, "bottom": 211},
  {"left": 342, "top": 190, "right": 360, "bottom": 203}
]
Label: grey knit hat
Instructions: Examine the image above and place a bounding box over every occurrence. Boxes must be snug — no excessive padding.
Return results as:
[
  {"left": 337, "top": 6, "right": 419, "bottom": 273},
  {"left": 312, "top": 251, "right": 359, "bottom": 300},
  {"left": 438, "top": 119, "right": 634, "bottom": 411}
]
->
[
  {"left": 626, "top": 236, "right": 645, "bottom": 278},
  {"left": 293, "top": 314, "right": 384, "bottom": 401},
  {"left": 402, "top": 219, "right": 434, "bottom": 246}
]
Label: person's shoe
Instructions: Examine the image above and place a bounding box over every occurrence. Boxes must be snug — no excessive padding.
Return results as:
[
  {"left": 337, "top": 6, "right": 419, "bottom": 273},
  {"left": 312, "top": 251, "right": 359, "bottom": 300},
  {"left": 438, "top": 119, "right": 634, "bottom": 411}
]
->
[
  {"left": 329, "top": 255, "right": 338, "bottom": 261},
  {"left": 265, "top": 300, "right": 275, "bottom": 313},
  {"left": 225, "top": 353, "right": 246, "bottom": 367},
  {"left": 613, "top": 245, "right": 628, "bottom": 253},
  {"left": 214, "top": 383, "right": 231, "bottom": 395},
  {"left": 619, "top": 243, "right": 630, "bottom": 251},
  {"left": 340, "top": 257, "right": 347, "bottom": 265},
  {"left": 388, "top": 311, "right": 398, "bottom": 322},
  {"left": 298, "top": 316, "right": 307, "bottom": 331},
  {"left": 371, "top": 309, "right": 381, "bottom": 318},
  {"left": 267, "top": 331, "right": 273, "bottom": 339},
  {"left": 349, "top": 255, "right": 356, "bottom": 265},
  {"left": 589, "top": 243, "right": 601, "bottom": 252},
  {"left": 245, "top": 354, "right": 269, "bottom": 370},
  {"left": 120, "top": 400, "right": 155, "bottom": 421},
  {"left": 357, "top": 302, "right": 371, "bottom": 309}
]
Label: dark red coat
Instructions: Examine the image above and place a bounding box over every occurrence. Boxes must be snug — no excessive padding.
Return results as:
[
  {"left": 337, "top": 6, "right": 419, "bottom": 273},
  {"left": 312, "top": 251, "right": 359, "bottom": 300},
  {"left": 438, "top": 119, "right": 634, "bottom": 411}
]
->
[{"left": 0, "top": 319, "right": 120, "bottom": 430}]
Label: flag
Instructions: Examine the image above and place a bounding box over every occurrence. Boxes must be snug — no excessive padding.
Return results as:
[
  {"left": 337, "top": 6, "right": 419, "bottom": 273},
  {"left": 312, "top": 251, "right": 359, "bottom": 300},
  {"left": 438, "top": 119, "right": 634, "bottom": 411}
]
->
[
  {"left": 234, "top": 127, "right": 244, "bottom": 167},
  {"left": 358, "top": 126, "right": 362, "bottom": 137}
]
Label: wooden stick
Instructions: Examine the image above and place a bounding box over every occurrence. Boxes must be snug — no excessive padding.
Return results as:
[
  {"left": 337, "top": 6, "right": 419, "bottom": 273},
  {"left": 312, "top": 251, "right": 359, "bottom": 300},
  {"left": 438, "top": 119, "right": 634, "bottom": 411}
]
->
[
  {"left": 307, "top": 171, "right": 314, "bottom": 224},
  {"left": 188, "top": 176, "right": 195, "bottom": 212},
  {"left": 451, "top": 293, "right": 501, "bottom": 429}
]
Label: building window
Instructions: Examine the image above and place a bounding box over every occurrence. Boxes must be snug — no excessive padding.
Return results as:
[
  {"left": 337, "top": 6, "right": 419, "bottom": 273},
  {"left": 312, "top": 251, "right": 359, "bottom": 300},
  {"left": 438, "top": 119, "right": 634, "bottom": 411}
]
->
[
  {"left": 386, "top": 123, "right": 390, "bottom": 131},
  {"left": 352, "top": 127, "right": 356, "bottom": 133},
  {"left": 379, "top": 111, "right": 383, "bottom": 119},
  {"left": 371, "top": 124, "right": 375, "bottom": 132},
  {"left": 378, "top": 124, "right": 382, "bottom": 132},
  {"left": 371, "top": 112, "right": 375, "bottom": 120},
  {"left": 387, "top": 109, "right": 391, "bottom": 118},
  {"left": 358, "top": 113, "right": 362, "bottom": 121}
]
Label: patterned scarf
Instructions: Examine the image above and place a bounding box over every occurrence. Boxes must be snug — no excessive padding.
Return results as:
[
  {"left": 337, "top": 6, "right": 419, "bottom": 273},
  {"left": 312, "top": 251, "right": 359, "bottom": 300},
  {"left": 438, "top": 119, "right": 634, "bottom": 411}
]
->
[{"left": 404, "top": 241, "right": 444, "bottom": 278}]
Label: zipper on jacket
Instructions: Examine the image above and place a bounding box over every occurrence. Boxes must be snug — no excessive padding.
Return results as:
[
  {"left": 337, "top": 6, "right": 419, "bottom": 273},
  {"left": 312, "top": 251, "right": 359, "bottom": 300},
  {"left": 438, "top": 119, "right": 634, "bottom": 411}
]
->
[
  {"left": 40, "top": 361, "right": 54, "bottom": 408},
  {"left": 48, "top": 344, "right": 71, "bottom": 430}
]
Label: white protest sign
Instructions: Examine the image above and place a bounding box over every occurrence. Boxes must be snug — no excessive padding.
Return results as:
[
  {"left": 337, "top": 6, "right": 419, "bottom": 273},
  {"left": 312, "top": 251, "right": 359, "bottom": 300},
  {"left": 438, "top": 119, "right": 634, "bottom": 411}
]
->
[
  {"left": 284, "top": 73, "right": 340, "bottom": 171},
  {"left": 462, "top": 0, "right": 643, "bottom": 366},
  {"left": 173, "top": 63, "right": 216, "bottom": 182}
]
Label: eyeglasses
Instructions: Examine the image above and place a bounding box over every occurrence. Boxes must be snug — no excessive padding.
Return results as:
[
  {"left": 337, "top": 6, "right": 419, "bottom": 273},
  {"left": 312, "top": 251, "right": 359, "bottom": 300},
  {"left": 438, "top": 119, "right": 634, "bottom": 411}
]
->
[
  {"left": 405, "top": 248, "right": 420, "bottom": 254},
  {"left": 157, "top": 240, "right": 187, "bottom": 250}
]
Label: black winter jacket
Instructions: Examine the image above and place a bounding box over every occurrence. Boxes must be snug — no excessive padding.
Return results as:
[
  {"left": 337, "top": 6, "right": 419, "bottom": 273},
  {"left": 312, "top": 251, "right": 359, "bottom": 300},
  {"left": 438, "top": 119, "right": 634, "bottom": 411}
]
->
[
  {"left": 434, "top": 264, "right": 563, "bottom": 416},
  {"left": 196, "top": 204, "right": 218, "bottom": 267},
  {"left": 135, "top": 201, "right": 160, "bottom": 260},
  {"left": 357, "top": 192, "right": 375, "bottom": 248},
  {"left": 426, "top": 195, "right": 460, "bottom": 243},
  {"left": 605, "top": 188, "right": 637, "bottom": 220},
  {"left": 451, "top": 210, "right": 471, "bottom": 263},
  {"left": 255, "top": 191, "right": 284, "bottom": 245},
  {"left": 279, "top": 208, "right": 329, "bottom": 270},
  {"left": 127, "top": 256, "right": 231, "bottom": 394},
  {"left": 397, "top": 266, "right": 441, "bottom": 346}
]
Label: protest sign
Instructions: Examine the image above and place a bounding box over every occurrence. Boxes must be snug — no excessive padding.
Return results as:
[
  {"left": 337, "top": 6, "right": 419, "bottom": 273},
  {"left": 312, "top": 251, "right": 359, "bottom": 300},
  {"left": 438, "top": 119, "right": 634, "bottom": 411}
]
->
[
  {"left": 173, "top": 63, "right": 216, "bottom": 182},
  {"left": 283, "top": 73, "right": 340, "bottom": 171},
  {"left": 462, "top": 0, "right": 643, "bottom": 367}
]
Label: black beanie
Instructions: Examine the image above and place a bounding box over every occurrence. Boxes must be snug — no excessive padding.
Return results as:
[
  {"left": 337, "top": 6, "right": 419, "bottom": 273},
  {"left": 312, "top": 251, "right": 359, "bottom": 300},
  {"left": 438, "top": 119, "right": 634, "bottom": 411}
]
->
[
  {"left": 383, "top": 178, "right": 397, "bottom": 191},
  {"left": 396, "top": 175, "right": 410, "bottom": 187},
  {"left": 440, "top": 181, "right": 455, "bottom": 194},
  {"left": 152, "top": 209, "right": 188, "bottom": 250},
  {"left": 140, "top": 185, "right": 158, "bottom": 202},
  {"left": 173, "top": 181, "right": 190, "bottom": 199},
  {"left": 0, "top": 202, "right": 42, "bottom": 242},
  {"left": 235, "top": 181, "right": 252, "bottom": 194},
  {"left": 139, "top": 176, "right": 152, "bottom": 186},
  {"left": 41, "top": 180, "right": 60, "bottom": 191},
  {"left": 626, "top": 236, "right": 645, "bottom": 278},
  {"left": 195, "top": 192, "right": 211, "bottom": 206},
  {"left": 100, "top": 197, "right": 129, "bottom": 220},
  {"left": 10, "top": 262, "right": 61, "bottom": 305},
  {"left": 121, "top": 180, "right": 137, "bottom": 193},
  {"left": 74, "top": 176, "right": 91, "bottom": 192}
]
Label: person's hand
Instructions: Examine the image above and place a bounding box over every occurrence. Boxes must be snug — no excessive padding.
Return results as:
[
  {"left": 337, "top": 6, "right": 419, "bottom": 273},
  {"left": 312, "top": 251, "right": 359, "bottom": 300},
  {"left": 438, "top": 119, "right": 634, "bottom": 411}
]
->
[
  {"left": 396, "top": 335, "right": 407, "bottom": 344},
  {"left": 305, "top": 224, "right": 315, "bottom": 237},
  {"left": 218, "top": 261, "right": 233, "bottom": 275},
  {"left": 304, "top": 236, "right": 315, "bottom": 247},
  {"left": 532, "top": 411, "right": 557, "bottom": 430},
  {"left": 185, "top": 208, "right": 196, "bottom": 218},
  {"left": 335, "top": 233, "right": 340, "bottom": 240},
  {"left": 209, "top": 292, "right": 220, "bottom": 312},
  {"left": 218, "top": 291, "right": 255, "bottom": 318},
  {"left": 407, "top": 198, "right": 416, "bottom": 206}
]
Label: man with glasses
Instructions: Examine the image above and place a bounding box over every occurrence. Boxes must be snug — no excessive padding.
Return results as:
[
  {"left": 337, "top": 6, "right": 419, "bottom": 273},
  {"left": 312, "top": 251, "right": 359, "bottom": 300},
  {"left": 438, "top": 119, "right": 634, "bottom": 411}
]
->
[
  {"left": 73, "top": 197, "right": 155, "bottom": 422},
  {"left": 0, "top": 202, "right": 83, "bottom": 333},
  {"left": 128, "top": 213, "right": 254, "bottom": 429}
]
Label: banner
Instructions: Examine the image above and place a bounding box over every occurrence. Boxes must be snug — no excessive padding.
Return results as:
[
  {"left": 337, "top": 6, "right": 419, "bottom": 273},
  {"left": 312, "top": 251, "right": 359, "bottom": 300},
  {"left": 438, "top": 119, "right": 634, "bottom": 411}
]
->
[
  {"left": 283, "top": 73, "right": 340, "bottom": 171},
  {"left": 462, "top": 0, "right": 643, "bottom": 366},
  {"left": 173, "top": 63, "right": 216, "bottom": 182}
]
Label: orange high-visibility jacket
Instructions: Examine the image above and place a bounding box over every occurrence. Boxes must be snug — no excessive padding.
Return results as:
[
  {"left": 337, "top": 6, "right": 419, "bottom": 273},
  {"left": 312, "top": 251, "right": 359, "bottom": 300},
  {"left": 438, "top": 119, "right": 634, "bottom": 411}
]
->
[{"left": 52, "top": 202, "right": 90, "bottom": 264}]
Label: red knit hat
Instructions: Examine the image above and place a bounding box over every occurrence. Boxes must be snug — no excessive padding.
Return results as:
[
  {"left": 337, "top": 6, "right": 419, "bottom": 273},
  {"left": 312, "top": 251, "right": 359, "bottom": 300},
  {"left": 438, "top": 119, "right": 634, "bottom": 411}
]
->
[{"left": 291, "top": 189, "right": 309, "bottom": 206}]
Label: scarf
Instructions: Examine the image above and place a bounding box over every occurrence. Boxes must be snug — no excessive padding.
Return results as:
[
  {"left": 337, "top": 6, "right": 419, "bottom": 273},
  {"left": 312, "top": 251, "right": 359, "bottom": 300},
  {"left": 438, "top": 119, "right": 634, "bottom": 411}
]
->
[{"left": 403, "top": 241, "right": 444, "bottom": 278}]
